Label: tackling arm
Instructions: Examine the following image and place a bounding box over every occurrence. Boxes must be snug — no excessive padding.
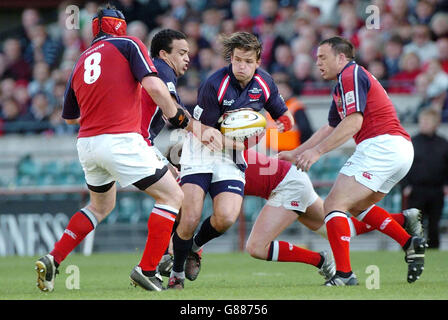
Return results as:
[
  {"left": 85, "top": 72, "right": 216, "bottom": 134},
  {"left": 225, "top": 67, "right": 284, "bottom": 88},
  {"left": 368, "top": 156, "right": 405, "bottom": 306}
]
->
[
  {"left": 142, "top": 76, "right": 178, "bottom": 119},
  {"left": 313, "top": 112, "right": 363, "bottom": 155},
  {"left": 295, "top": 112, "right": 363, "bottom": 172}
]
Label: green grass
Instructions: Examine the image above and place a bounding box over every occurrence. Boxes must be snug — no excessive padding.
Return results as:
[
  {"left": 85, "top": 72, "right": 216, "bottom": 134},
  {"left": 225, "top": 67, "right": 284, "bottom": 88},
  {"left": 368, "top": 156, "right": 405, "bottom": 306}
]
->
[{"left": 1, "top": 250, "right": 448, "bottom": 300}]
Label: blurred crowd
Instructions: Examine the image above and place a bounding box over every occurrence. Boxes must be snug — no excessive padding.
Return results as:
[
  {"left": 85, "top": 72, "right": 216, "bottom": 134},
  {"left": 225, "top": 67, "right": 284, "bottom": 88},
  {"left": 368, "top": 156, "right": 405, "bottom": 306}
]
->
[{"left": 1, "top": 0, "right": 448, "bottom": 135}]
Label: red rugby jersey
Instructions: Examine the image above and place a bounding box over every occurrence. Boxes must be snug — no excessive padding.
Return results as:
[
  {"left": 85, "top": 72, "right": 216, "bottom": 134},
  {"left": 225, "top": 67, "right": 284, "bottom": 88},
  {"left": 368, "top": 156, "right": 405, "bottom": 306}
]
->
[
  {"left": 63, "top": 35, "right": 157, "bottom": 138},
  {"left": 243, "top": 149, "right": 292, "bottom": 199},
  {"left": 328, "top": 61, "right": 410, "bottom": 144}
]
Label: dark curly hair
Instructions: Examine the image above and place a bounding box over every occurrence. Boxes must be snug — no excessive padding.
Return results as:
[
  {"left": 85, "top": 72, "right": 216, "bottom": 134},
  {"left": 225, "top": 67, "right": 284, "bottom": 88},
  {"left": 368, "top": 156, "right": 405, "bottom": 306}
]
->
[{"left": 150, "top": 29, "right": 187, "bottom": 58}]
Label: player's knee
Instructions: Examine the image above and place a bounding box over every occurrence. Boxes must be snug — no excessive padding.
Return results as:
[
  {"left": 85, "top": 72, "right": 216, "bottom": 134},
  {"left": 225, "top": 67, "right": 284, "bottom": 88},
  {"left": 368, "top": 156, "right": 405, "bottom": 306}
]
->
[
  {"left": 247, "top": 240, "right": 270, "bottom": 260},
  {"left": 171, "top": 187, "right": 184, "bottom": 209},
  {"left": 211, "top": 213, "right": 237, "bottom": 233},
  {"left": 245, "top": 240, "right": 256, "bottom": 257},
  {"left": 323, "top": 197, "right": 342, "bottom": 214},
  {"left": 180, "top": 209, "right": 202, "bottom": 231},
  {"left": 157, "top": 186, "right": 184, "bottom": 210},
  {"left": 87, "top": 202, "right": 115, "bottom": 223}
]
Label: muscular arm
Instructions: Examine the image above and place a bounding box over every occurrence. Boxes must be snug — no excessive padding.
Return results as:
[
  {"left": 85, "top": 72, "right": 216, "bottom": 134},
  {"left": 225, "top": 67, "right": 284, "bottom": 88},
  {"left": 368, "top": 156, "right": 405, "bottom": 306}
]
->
[
  {"left": 278, "top": 124, "right": 334, "bottom": 162},
  {"left": 141, "top": 76, "right": 178, "bottom": 119},
  {"left": 296, "top": 112, "right": 363, "bottom": 171},
  {"left": 314, "top": 112, "right": 363, "bottom": 155}
]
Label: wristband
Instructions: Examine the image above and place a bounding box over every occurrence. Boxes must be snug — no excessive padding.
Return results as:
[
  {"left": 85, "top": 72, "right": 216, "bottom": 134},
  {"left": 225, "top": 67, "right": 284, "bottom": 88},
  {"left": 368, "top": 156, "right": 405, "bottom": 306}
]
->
[
  {"left": 277, "top": 115, "right": 292, "bottom": 132},
  {"left": 168, "top": 107, "right": 190, "bottom": 129}
]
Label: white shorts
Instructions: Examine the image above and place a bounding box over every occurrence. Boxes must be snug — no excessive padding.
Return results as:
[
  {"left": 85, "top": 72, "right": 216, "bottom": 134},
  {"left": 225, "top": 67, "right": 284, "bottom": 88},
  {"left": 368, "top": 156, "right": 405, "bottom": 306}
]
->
[
  {"left": 340, "top": 134, "right": 414, "bottom": 193},
  {"left": 77, "top": 133, "right": 165, "bottom": 188},
  {"left": 181, "top": 161, "right": 245, "bottom": 184},
  {"left": 180, "top": 134, "right": 245, "bottom": 184},
  {"left": 153, "top": 145, "right": 170, "bottom": 166},
  {"left": 266, "top": 166, "right": 319, "bottom": 213}
]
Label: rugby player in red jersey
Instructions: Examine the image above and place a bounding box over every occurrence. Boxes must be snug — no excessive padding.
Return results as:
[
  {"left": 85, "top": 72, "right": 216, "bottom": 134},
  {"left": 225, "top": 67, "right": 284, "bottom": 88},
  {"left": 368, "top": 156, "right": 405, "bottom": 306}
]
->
[
  {"left": 35, "top": 5, "right": 191, "bottom": 292},
  {"left": 279, "top": 37, "right": 427, "bottom": 286},
  {"left": 183, "top": 149, "right": 422, "bottom": 283}
]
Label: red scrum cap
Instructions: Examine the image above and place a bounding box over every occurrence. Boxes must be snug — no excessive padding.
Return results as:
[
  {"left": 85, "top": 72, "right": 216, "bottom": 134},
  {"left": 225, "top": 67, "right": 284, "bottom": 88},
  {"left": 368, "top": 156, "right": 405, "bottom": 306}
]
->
[{"left": 92, "top": 7, "right": 127, "bottom": 37}]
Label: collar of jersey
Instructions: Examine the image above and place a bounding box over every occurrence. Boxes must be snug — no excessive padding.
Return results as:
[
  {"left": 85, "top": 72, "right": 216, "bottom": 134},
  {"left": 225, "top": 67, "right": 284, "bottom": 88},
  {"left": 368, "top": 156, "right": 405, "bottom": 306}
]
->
[
  {"left": 153, "top": 57, "right": 177, "bottom": 80},
  {"left": 91, "top": 34, "right": 113, "bottom": 45},
  {"left": 337, "top": 60, "right": 356, "bottom": 78}
]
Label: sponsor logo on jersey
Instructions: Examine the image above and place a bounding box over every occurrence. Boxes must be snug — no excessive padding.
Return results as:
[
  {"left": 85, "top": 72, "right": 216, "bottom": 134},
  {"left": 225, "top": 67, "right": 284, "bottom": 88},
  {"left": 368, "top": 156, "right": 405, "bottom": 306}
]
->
[
  {"left": 223, "top": 99, "right": 234, "bottom": 106},
  {"left": 345, "top": 90, "right": 355, "bottom": 106},
  {"left": 340, "top": 236, "right": 351, "bottom": 242},
  {"left": 249, "top": 93, "right": 262, "bottom": 101},
  {"left": 167, "top": 82, "right": 177, "bottom": 93},
  {"left": 193, "top": 105, "right": 203, "bottom": 120},
  {"left": 249, "top": 87, "right": 262, "bottom": 94},
  {"left": 248, "top": 87, "right": 263, "bottom": 102}
]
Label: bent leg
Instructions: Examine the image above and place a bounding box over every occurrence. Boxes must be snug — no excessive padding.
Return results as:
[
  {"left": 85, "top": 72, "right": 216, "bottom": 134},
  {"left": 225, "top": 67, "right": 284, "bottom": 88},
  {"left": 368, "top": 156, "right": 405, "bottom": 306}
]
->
[
  {"left": 51, "top": 183, "right": 117, "bottom": 265},
  {"left": 138, "top": 170, "right": 184, "bottom": 273},
  {"left": 246, "top": 204, "right": 297, "bottom": 259},
  {"left": 245, "top": 204, "right": 323, "bottom": 268}
]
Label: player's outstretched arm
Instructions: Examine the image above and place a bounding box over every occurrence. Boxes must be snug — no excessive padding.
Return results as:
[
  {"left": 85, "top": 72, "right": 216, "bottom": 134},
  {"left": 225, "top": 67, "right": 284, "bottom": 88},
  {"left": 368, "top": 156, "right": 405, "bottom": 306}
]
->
[
  {"left": 312, "top": 112, "right": 362, "bottom": 156},
  {"left": 278, "top": 124, "right": 334, "bottom": 162},
  {"left": 296, "top": 112, "right": 363, "bottom": 172}
]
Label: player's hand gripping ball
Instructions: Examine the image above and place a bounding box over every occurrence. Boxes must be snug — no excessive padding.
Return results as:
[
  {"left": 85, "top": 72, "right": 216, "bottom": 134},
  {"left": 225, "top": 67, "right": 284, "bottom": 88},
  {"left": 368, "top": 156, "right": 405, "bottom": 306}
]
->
[{"left": 219, "top": 109, "right": 266, "bottom": 149}]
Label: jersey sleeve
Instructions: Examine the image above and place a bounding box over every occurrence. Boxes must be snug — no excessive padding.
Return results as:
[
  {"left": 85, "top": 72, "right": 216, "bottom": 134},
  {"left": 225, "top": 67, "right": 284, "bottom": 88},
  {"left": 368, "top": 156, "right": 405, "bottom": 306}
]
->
[
  {"left": 108, "top": 36, "right": 157, "bottom": 83},
  {"left": 264, "top": 84, "right": 288, "bottom": 119},
  {"left": 195, "top": 79, "right": 222, "bottom": 127},
  {"left": 255, "top": 72, "right": 287, "bottom": 119},
  {"left": 156, "top": 63, "right": 180, "bottom": 102},
  {"left": 62, "top": 75, "right": 80, "bottom": 120},
  {"left": 339, "top": 65, "right": 370, "bottom": 116},
  {"left": 328, "top": 100, "right": 341, "bottom": 127}
]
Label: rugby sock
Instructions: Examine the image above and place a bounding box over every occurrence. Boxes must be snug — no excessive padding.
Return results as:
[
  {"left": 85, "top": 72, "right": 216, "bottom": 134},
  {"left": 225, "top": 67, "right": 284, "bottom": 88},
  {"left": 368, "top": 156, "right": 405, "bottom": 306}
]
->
[
  {"left": 358, "top": 205, "right": 411, "bottom": 247},
  {"left": 50, "top": 209, "right": 97, "bottom": 265},
  {"left": 348, "top": 216, "right": 372, "bottom": 236},
  {"left": 325, "top": 211, "right": 352, "bottom": 276},
  {"left": 390, "top": 213, "right": 405, "bottom": 226},
  {"left": 139, "top": 204, "right": 178, "bottom": 273},
  {"left": 172, "top": 231, "right": 193, "bottom": 274},
  {"left": 192, "top": 217, "right": 223, "bottom": 251},
  {"left": 267, "top": 241, "right": 323, "bottom": 268},
  {"left": 348, "top": 212, "right": 405, "bottom": 236}
]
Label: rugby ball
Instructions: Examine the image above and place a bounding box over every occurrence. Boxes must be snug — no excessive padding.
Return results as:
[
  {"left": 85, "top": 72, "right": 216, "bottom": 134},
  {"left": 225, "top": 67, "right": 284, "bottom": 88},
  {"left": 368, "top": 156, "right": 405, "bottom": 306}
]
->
[{"left": 219, "top": 109, "right": 266, "bottom": 141}]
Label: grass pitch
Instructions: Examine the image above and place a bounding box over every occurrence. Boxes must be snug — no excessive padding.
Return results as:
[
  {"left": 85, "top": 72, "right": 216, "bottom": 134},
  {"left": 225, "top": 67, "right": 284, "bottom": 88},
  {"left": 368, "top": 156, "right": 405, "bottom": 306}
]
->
[{"left": 1, "top": 250, "right": 447, "bottom": 300}]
